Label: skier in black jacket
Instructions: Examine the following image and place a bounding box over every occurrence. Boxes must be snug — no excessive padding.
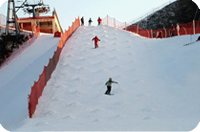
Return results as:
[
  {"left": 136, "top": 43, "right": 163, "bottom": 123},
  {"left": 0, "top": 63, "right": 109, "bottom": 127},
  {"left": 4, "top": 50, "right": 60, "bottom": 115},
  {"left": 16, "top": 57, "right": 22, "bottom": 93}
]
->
[
  {"left": 81, "top": 17, "right": 84, "bottom": 26},
  {"left": 88, "top": 18, "right": 93, "bottom": 26},
  {"left": 105, "top": 78, "right": 118, "bottom": 95}
]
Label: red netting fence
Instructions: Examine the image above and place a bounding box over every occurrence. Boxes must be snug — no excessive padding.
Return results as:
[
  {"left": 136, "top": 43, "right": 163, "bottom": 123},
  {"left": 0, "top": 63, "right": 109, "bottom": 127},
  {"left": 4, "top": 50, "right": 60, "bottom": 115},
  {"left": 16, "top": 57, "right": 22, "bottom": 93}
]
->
[
  {"left": 28, "top": 17, "right": 80, "bottom": 118},
  {"left": 102, "top": 15, "right": 200, "bottom": 38}
]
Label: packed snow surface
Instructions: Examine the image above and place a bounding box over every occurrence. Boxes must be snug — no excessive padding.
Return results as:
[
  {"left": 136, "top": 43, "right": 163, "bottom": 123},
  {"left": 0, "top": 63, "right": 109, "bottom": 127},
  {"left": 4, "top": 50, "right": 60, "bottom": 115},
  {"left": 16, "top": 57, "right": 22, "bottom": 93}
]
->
[
  {"left": 0, "top": 34, "right": 60, "bottom": 130},
  {"left": 1, "top": 25, "right": 200, "bottom": 131}
]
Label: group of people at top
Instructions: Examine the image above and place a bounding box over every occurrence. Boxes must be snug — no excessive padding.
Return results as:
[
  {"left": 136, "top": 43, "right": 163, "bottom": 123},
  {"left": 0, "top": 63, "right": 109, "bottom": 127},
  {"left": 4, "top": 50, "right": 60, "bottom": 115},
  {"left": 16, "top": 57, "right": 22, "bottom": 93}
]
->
[
  {"left": 81, "top": 17, "right": 102, "bottom": 26},
  {"left": 81, "top": 17, "right": 102, "bottom": 48}
]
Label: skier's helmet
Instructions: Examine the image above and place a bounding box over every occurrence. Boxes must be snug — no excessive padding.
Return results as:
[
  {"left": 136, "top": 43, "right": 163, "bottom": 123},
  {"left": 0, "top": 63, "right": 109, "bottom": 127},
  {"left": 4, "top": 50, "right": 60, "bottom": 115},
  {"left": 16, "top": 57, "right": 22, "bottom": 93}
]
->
[{"left": 109, "top": 78, "right": 112, "bottom": 81}]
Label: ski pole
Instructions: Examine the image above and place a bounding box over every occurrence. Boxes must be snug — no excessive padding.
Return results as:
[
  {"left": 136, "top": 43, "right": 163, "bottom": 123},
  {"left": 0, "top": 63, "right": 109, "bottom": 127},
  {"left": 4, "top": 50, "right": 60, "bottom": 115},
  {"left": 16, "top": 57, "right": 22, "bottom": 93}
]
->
[{"left": 100, "top": 85, "right": 105, "bottom": 92}]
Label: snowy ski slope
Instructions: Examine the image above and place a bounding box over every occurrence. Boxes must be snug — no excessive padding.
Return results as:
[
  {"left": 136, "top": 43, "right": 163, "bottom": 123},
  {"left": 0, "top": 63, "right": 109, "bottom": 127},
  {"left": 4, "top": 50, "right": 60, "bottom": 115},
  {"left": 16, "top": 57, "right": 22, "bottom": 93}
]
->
[
  {"left": 15, "top": 25, "right": 200, "bottom": 131},
  {"left": 0, "top": 34, "right": 60, "bottom": 130},
  {"left": 1, "top": 25, "right": 200, "bottom": 131}
]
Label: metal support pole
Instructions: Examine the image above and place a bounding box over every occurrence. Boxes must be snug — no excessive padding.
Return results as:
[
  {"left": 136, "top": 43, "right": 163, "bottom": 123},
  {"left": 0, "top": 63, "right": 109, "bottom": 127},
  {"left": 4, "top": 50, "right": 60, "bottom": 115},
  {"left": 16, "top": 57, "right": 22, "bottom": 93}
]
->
[
  {"left": 6, "top": 0, "right": 11, "bottom": 36},
  {"left": 13, "top": 0, "right": 19, "bottom": 42},
  {"left": 5, "top": 0, "right": 19, "bottom": 44}
]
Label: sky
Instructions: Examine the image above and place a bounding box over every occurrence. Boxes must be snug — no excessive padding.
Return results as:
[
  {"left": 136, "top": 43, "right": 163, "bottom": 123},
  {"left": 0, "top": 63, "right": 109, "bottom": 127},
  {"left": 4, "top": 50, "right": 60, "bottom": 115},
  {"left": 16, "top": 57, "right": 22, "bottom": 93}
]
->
[{"left": 1, "top": 0, "right": 199, "bottom": 30}]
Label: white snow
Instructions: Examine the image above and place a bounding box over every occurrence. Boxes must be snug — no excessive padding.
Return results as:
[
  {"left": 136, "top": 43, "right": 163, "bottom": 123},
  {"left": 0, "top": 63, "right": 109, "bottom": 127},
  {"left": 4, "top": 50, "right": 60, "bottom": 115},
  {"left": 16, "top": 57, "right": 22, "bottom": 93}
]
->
[
  {"left": 0, "top": 25, "right": 200, "bottom": 131},
  {"left": 0, "top": 33, "right": 60, "bottom": 130}
]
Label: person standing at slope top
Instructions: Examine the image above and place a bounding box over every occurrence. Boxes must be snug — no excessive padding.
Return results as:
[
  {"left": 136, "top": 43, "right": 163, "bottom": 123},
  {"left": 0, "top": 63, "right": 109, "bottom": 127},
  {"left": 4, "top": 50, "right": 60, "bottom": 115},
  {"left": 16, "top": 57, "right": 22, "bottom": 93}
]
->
[
  {"left": 88, "top": 18, "right": 93, "bottom": 26},
  {"left": 97, "top": 17, "right": 102, "bottom": 25},
  {"left": 105, "top": 78, "right": 118, "bottom": 95},
  {"left": 92, "top": 36, "right": 100, "bottom": 48},
  {"left": 81, "top": 16, "right": 84, "bottom": 26}
]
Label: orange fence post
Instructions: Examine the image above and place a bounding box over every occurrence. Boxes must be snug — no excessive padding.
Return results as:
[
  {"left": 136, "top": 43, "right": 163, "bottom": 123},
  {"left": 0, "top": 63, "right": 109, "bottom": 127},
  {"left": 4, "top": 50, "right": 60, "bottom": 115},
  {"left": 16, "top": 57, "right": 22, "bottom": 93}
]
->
[{"left": 193, "top": 20, "right": 196, "bottom": 35}]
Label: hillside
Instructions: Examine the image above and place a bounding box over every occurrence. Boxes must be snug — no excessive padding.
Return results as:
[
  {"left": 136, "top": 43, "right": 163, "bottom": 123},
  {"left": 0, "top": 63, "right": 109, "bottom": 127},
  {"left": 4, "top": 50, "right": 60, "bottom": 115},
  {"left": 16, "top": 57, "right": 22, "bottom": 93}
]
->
[
  {"left": 7, "top": 25, "right": 200, "bottom": 131},
  {"left": 134, "top": 0, "right": 200, "bottom": 29}
]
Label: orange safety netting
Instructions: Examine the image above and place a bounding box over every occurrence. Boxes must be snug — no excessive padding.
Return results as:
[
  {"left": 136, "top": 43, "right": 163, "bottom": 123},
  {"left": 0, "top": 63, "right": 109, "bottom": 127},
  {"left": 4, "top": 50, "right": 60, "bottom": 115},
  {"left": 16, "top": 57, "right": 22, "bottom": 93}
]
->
[
  {"left": 126, "top": 21, "right": 200, "bottom": 38},
  {"left": 102, "top": 15, "right": 200, "bottom": 38},
  {"left": 28, "top": 17, "right": 80, "bottom": 118}
]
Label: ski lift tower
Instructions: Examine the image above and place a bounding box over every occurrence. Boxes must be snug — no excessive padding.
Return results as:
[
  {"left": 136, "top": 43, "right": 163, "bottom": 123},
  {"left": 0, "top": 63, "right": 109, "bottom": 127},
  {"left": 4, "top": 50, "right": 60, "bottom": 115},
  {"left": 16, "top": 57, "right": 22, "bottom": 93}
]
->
[
  {"left": 4, "top": 0, "right": 50, "bottom": 45},
  {"left": 5, "top": 0, "right": 19, "bottom": 44}
]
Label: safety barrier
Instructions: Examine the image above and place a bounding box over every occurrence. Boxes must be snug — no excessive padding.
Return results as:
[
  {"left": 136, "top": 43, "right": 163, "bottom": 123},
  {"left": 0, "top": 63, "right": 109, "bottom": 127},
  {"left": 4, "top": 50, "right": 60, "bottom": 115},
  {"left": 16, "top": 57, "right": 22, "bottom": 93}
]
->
[
  {"left": 126, "top": 20, "right": 200, "bottom": 38},
  {"left": 102, "top": 15, "right": 200, "bottom": 38},
  {"left": 102, "top": 15, "right": 129, "bottom": 30},
  {"left": 28, "top": 17, "right": 80, "bottom": 118}
]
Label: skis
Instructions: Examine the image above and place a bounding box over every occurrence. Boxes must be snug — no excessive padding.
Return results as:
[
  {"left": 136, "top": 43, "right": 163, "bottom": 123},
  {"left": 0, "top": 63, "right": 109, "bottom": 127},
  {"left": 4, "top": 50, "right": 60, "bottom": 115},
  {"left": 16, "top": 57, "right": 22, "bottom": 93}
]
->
[
  {"left": 105, "top": 94, "right": 114, "bottom": 96},
  {"left": 183, "top": 41, "right": 195, "bottom": 46},
  {"left": 92, "top": 47, "right": 99, "bottom": 49}
]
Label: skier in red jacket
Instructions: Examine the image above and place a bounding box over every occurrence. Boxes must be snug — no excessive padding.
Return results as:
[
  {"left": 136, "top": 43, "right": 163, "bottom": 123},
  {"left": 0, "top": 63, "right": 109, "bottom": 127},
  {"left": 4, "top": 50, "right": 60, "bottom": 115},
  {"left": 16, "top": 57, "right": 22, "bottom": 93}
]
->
[
  {"left": 92, "top": 36, "right": 100, "bottom": 48},
  {"left": 97, "top": 17, "right": 102, "bottom": 25}
]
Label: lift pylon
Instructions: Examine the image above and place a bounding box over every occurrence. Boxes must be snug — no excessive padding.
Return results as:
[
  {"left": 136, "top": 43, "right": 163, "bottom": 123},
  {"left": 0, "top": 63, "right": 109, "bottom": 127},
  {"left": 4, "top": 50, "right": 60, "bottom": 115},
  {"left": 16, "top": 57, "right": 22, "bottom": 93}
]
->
[{"left": 5, "top": 0, "right": 19, "bottom": 44}]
